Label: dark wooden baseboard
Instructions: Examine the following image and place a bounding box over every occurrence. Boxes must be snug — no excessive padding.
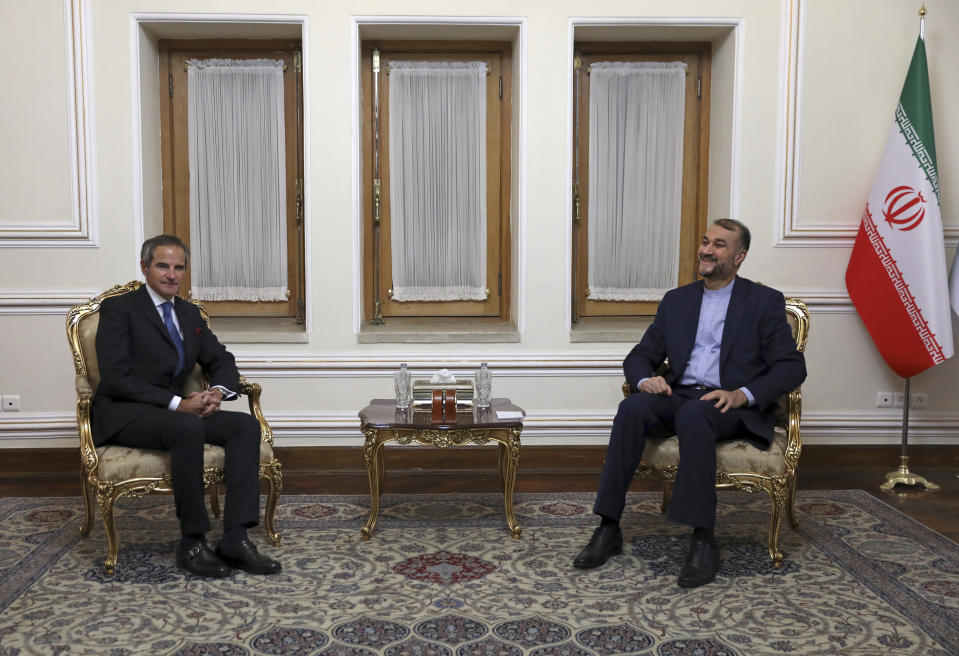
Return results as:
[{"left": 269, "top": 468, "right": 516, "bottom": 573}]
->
[{"left": 3, "top": 444, "right": 958, "bottom": 479}]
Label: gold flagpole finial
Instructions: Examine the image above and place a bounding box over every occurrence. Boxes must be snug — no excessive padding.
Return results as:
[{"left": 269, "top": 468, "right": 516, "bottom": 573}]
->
[
  {"left": 919, "top": 3, "right": 926, "bottom": 39},
  {"left": 919, "top": 3, "right": 927, "bottom": 19}
]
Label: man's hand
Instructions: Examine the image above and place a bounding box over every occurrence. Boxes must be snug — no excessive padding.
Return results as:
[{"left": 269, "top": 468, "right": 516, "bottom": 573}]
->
[
  {"left": 176, "top": 391, "right": 220, "bottom": 417},
  {"left": 639, "top": 376, "right": 672, "bottom": 396},
  {"left": 701, "top": 388, "right": 748, "bottom": 413}
]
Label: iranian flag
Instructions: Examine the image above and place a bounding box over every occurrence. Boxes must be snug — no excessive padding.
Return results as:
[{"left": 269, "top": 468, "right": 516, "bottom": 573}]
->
[{"left": 845, "top": 35, "right": 953, "bottom": 379}]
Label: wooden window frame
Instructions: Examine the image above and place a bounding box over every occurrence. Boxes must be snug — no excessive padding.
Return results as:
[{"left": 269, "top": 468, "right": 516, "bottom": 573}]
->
[
  {"left": 361, "top": 40, "right": 512, "bottom": 322},
  {"left": 572, "top": 42, "right": 711, "bottom": 320},
  {"left": 159, "top": 39, "right": 305, "bottom": 320}
]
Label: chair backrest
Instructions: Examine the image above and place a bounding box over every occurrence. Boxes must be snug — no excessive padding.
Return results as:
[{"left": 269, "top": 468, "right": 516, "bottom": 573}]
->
[{"left": 66, "top": 281, "right": 211, "bottom": 394}]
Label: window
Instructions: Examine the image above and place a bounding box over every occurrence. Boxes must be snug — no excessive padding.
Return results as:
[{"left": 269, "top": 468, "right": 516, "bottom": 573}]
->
[
  {"left": 361, "top": 41, "right": 512, "bottom": 323},
  {"left": 159, "top": 39, "right": 305, "bottom": 321},
  {"left": 572, "top": 43, "right": 710, "bottom": 321}
]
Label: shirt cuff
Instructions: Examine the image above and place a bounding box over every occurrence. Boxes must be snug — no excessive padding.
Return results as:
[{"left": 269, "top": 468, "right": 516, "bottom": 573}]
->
[
  {"left": 211, "top": 385, "right": 237, "bottom": 400},
  {"left": 168, "top": 395, "right": 182, "bottom": 411},
  {"left": 738, "top": 386, "right": 755, "bottom": 406},
  {"left": 637, "top": 378, "right": 649, "bottom": 391}
]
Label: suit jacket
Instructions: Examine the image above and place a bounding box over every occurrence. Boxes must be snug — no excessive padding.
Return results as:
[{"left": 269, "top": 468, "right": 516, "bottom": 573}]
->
[
  {"left": 92, "top": 285, "right": 241, "bottom": 445},
  {"left": 623, "top": 276, "right": 807, "bottom": 444}
]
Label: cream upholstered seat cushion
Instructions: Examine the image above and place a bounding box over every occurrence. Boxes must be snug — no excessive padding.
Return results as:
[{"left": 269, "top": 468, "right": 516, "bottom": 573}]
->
[
  {"left": 96, "top": 441, "right": 275, "bottom": 481},
  {"left": 641, "top": 427, "right": 789, "bottom": 477}
]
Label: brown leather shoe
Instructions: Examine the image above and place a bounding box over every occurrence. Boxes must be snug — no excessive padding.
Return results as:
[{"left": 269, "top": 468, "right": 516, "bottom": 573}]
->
[
  {"left": 176, "top": 541, "right": 231, "bottom": 578},
  {"left": 573, "top": 525, "right": 623, "bottom": 569},
  {"left": 215, "top": 538, "right": 282, "bottom": 575}
]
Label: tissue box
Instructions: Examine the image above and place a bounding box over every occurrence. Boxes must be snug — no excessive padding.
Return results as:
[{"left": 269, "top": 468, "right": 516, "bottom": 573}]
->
[{"left": 412, "top": 379, "right": 474, "bottom": 407}]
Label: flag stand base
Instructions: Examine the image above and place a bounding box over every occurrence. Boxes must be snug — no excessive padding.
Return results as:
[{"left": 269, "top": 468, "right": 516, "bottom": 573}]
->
[{"left": 880, "top": 456, "right": 940, "bottom": 491}]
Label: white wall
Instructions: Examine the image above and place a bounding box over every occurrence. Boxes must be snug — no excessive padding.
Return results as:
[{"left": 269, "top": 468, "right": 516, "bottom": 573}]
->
[{"left": 2, "top": 0, "right": 958, "bottom": 448}]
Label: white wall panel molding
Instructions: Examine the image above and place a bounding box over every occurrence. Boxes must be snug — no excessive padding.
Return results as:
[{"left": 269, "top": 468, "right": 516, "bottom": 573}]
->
[
  {"left": 0, "top": 0, "right": 97, "bottom": 247},
  {"left": 0, "top": 289, "right": 99, "bottom": 315},
  {"left": 236, "top": 353, "right": 624, "bottom": 378},
  {"left": 5, "top": 409, "right": 958, "bottom": 447},
  {"left": 775, "top": 0, "right": 956, "bottom": 248},
  {"left": 786, "top": 289, "right": 852, "bottom": 314}
]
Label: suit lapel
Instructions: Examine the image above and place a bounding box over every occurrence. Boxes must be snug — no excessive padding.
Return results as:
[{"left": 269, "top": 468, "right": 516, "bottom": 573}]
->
[{"left": 719, "top": 276, "right": 748, "bottom": 371}]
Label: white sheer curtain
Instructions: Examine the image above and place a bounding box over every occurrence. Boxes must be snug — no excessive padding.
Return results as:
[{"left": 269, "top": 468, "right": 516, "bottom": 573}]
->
[
  {"left": 587, "top": 61, "right": 686, "bottom": 301},
  {"left": 388, "top": 60, "right": 487, "bottom": 302},
  {"left": 187, "top": 58, "right": 288, "bottom": 302}
]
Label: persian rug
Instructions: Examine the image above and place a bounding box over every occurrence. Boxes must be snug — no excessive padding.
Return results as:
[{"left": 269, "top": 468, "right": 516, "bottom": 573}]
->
[{"left": 0, "top": 490, "right": 957, "bottom": 656}]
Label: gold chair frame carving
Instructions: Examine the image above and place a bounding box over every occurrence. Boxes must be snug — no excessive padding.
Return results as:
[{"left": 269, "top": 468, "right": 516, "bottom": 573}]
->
[
  {"left": 623, "top": 297, "right": 809, "bottom": 567},
  {"left": 67, "top": 281, "right": 283, "bottom": 574}
]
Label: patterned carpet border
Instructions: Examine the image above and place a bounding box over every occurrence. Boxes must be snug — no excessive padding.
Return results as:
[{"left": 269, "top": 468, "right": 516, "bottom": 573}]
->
[{"left": 0, "top": 490, "right": 957, "bottom": 656}]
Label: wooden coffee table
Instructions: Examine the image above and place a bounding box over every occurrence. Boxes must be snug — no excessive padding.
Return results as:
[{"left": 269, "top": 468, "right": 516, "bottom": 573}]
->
[{"left": 358, "top": 398, "right": 524, "bottom": 539}]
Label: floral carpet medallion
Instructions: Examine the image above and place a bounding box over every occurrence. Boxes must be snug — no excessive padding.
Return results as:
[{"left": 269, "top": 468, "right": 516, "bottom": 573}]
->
[{"left": 0, "top": 490, "right": 957, "bottom": 655}]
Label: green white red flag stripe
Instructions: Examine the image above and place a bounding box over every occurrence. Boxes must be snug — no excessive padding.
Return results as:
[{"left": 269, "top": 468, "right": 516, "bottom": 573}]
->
[{"left": 845, "top": 36, "right": 953, "bottom": 379}]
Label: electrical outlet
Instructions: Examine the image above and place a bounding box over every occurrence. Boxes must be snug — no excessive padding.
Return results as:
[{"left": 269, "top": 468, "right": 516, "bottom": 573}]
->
[
  {"left": 876, "top": 392, "right": 894, "bottom": 408},
  {"left": 894, "top": 393, "right": 905, "bottom": 408},
  {"left": 911, "top": 393, "right": 928, "bottom": 409},
  {"left": 1, "top": 395, "right": 20, "bottom": 412}
]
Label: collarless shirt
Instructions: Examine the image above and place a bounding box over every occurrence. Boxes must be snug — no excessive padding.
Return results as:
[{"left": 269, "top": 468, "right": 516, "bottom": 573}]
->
[{"left": 680, "top": 280, "right": 734, "bottom": 389}]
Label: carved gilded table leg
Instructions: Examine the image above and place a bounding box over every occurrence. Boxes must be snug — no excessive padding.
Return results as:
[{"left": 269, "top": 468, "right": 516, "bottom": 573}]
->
[
  {"left": 362, "top": 428, "right": 383, "bottom": 539},
  {"left": 498, "top": 427, "right": 522, "bottom": 538}
]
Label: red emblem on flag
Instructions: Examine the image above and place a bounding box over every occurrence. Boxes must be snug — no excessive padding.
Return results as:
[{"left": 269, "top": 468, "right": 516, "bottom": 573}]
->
[{"left": 882, "top": 185, "right": 926, "bottom": 231}]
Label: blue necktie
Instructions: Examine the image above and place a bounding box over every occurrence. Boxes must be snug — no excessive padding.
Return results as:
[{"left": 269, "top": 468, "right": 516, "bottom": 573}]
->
[{"left": 161, "top": 301, "right": 185, "bottom": 378}]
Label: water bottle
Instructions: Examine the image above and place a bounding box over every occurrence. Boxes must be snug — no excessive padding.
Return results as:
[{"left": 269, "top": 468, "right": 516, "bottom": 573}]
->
[
  {"left": 475, "top": 362, "right": 492, "bottom": 409},
  {"left": 394, "top": 363, "right": 412, "bottom": 409}
]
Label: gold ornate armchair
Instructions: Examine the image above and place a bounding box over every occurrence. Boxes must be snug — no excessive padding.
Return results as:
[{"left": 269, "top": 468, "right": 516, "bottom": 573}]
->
[
  {"left": 623, "top": 297, "right": 809, "bottom": 567},
  {"left": 66, "top": 281, "right": 282, "bottom": 574}
]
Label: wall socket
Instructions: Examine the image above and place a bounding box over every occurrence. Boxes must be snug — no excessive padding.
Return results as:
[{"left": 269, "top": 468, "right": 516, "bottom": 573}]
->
[
  {"left": 1, "top": 395, "right": 20, "bottom": 412},
  {"left": 877, "top": 392, "right": 928, "bottom": 409}
]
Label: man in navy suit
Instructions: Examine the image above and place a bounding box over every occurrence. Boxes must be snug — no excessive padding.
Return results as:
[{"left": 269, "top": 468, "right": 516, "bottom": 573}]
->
[
  {"left": 93, "top": 234, "right": 281, "bottom": 578},
  {"left": 573, "top": 219, "right": 806, "bottom": 587}
]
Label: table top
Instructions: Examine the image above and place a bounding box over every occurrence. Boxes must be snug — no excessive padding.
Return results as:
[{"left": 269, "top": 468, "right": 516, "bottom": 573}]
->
[{"left": 359, "top": 398, "right": 524, "bottom": 430}]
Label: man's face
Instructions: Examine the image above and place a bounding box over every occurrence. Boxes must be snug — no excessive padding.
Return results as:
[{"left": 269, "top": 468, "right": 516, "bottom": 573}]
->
[
  {"left": 697, "top": 224, "right": 746, "bottom": 282},
  {"left": 141, "top": 245, "right": 187, "bottom": 301}
]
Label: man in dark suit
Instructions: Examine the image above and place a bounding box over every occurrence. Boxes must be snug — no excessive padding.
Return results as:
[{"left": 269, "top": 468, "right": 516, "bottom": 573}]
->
[
  {"left": 573, "top": 219, "right": 806, "bottom": 587},
  {"left": 93, "top": 234, "right": 281, "bottom": 578}
]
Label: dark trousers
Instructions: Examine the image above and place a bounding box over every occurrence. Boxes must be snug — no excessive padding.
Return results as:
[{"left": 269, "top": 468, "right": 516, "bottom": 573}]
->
[
  {"left": 593, "top": 388, "right": 747, "bottom": 530},
  {"left": 107, "top": 408, "right": 262, "bottom": 536}
]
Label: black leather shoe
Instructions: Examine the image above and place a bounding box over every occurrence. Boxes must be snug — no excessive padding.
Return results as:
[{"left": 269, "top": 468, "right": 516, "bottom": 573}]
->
[
  {"left": 216, "top": 538, "right": 282, "bottom": 575},
  {"left": 176, "top": 541, "right": 231, "bottom": 578},
  {"left": 677, "top": 537, "right": 719, "bottom": 588},
  {"left": 573, "top": 525, "right": 623, "bottom": 569}
]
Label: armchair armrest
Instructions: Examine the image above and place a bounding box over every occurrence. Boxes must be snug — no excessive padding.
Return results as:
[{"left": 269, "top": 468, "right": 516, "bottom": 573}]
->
[
  {"left": 76, "top": 374, "right": 94, "bottom": 396},
  {"left": 239, "top": 376, "right": 274, "bottom": 446}
]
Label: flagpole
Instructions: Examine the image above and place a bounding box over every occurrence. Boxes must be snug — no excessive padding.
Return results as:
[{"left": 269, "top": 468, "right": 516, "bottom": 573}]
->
[
  {"left": 880, "top": 377, "right": 940, "bottom": 491},
  {"left": 919, "top": 3, "right": 926, "bottom": 39}
]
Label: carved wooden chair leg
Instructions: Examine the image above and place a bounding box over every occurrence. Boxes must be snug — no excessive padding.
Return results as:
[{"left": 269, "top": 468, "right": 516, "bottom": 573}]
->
[
  {"left": 80, "top": 473, "right": 95, "bottom": 537},
  {"left": 209, "top": 483, "right": 221, "bottom": 518},
  {"left": 660, "top": 481, "right": 673, "bottom": 513},
  {"left": 767, "top": 484, "right": 786, "bottom": 568},
  {"left": 98, "top": 492, "right": 120, "bottom": 575},
  {"left": 787, "top": 473, "right": 800, "bottom": 528},
  {"left": 261, "top": 462, "right": 283, "bottom": 546}
]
